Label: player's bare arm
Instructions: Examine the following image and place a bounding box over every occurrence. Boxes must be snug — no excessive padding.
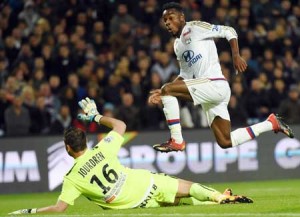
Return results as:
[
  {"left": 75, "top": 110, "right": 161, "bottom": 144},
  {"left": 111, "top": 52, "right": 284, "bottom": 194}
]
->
[
  {"left": 36, "top": 200, "right": 68, "bottom": 213},
  {"left": 8, "top": 200, "right": 68, "bottom": 214},
  {"left": 98, "top": 116, "right": 126, "bottom": 136},
  {"left": 229, "top": 38, "right": 247, "bottom": 73}
]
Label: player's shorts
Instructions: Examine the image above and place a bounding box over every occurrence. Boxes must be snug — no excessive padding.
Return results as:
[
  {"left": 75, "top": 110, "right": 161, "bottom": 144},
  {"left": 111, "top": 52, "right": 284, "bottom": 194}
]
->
[
  {"left": 137, "top": 173, "right": 178, "bottom": 208},
  {"left": 184, "top": 78, "right": 231, "bottom": 126}
]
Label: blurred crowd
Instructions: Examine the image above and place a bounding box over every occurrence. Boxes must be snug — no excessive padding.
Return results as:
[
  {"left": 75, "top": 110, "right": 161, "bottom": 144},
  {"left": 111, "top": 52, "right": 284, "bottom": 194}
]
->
[{"left": 0, "top": 0, "right": 300, "bottom": 137}]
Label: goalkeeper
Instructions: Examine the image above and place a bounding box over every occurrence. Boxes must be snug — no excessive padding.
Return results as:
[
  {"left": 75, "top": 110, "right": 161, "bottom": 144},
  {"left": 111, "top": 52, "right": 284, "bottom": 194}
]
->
[{"left": 9, "top": 97, "right": 252, "bottom": 215}]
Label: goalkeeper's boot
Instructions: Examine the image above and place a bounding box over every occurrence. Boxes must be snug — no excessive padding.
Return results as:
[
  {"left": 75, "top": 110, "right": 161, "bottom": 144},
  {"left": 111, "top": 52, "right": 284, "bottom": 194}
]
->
[
  {"left": 267, "top": 113, "right": 294, "bottom": 138},
  {"left": 219, "top": 189, "right": 253, "bottom": 204},
  {"left": 153, "top": 138, "right": 186, "bottom": 153}
]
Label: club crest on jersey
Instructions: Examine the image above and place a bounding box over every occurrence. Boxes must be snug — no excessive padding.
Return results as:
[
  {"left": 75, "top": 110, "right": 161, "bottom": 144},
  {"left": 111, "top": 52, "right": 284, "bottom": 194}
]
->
[
  {"left": 183, "top": 28, "right": 192, "bottom": 44},
  {"left": 104, "top": 136, "right": 113, "bottom": 143},
  {"left": 182, "top": 50, "right": 202, "bottom": 67}
]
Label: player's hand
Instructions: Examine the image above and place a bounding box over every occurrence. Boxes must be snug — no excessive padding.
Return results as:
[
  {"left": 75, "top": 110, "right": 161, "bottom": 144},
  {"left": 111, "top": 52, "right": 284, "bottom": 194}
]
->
[
  {"left": 148, "top": 89, "right": 162, "bottom": 105},
  {"left": 77, "top": 97, "right": 101, "bottom": 122},
  {"left": 8, "top": 208, "right": 37, "bottom": 215},
  {"left": 233, "top": 55, "right": 247, "bottom": 74}
]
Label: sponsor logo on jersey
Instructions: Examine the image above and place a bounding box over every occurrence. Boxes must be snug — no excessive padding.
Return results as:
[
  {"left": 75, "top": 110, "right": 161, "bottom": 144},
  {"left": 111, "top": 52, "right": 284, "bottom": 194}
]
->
[
  {"left": 182, "top": 50, "right": 202, "bottom": 67},
  {"left": 212, "top": 25, "right": 219, "bottom": 31}
]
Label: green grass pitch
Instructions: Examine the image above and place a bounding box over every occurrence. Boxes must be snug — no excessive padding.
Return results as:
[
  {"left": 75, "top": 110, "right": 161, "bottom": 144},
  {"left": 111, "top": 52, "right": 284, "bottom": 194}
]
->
[{"left": 1, "top": 179, "right": 300, "bottom": 217}]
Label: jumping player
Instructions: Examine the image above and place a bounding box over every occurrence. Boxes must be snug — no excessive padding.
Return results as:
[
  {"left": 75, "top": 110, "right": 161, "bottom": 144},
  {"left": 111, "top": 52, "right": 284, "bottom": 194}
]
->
[
  {"left": 148, "top": 2, "right": 294, "bottom": 152},
  {"left": 9, "top": 97, "right": 252, "bottom": 214}
]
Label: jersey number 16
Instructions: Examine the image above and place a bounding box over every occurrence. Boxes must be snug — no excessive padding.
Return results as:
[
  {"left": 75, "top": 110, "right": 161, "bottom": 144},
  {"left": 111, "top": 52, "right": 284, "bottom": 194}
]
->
[{"left": 90, "top": 163, "right": 118, "bottom": 194}]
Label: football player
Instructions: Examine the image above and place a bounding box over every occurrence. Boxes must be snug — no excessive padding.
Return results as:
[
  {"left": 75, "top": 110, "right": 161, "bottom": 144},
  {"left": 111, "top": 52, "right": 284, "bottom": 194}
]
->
[
  {"left": 9, "top": 98, "right": 252, "bottom": 214},
  {"left": 148, "top": 2, "right": 294, "bottom": 152}
]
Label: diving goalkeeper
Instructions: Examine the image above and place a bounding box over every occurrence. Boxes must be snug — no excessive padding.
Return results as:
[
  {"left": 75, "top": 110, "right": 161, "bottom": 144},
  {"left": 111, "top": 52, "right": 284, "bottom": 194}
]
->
[{"left": 9, "top": 97, "right": 252, "bottom": 215}]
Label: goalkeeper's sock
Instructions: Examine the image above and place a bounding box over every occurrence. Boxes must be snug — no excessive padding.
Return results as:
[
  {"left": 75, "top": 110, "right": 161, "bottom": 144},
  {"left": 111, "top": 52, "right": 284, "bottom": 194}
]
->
[
  {"left": 189, "top": 183, "right": 223, "bottom": 203},
  {"left": 231, "top": 120, "right": 273, "bottom": 147},
  {"left": 161, "top": 96, "right": 183, "bottom": 143},
  {"left": 178, "top": 197, "right": 218, "bottom": 206}
]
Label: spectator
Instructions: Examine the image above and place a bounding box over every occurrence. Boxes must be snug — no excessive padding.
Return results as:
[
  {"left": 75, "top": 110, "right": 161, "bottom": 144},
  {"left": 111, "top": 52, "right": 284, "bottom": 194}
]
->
[
  {"left": 0, "top": 57, "right": 8, "bottom": 88},
  {"left": 103, "top": 74, "right": 123, "bottom": 107},
  {"left": 138, "top": 0, "right": 160, "bottom": 28},
  {"left": 52, "top": 45, "right": 76, "bottom": 85},
  {"left": 115, "top": 92, "right": 141, "bottom": 131},
  {"left": 0, "top": 89, "right": 9, "bottom": 135},
  {"left": 245, "top": 79, "right": 270, "bottom": 122},
  {"left": 228, "top": 95, "right": 248, "bottom": 127},
  {"left": 109, "top": 22, "right": 133, "bottom": 58},
  {"left": 4, "top": 36, "right": 19, "bottom": 67},
  {"left": 38, "top": 82, "right": 61, "bottom": 122},
  {"left": 18, "top": 0, "right": 40, "bottom": 36},
  {"left": 48, "top": 74, "right": 61, "bottom": 95},
  {"left": 109, "top": 3, "right": 136, "bottom": 34},
  {"left": 49, "top": 104, "right": 72, "bottom": 134},
  {"left": 102, "top": 102, "right": 115, "bottom": 118},
  {"left": 142, "top": 72, "right": 164, "bottom": 130},
  {"left": 31, "top": 69, "right": 46, "bottom": 91},
  {"left": 278, "top": 85, "right": 300, "bottom": 124},
  {"left": 4, "top": 95, "right": 31, "bottom": 136},
  {"left": 151, "top": 51, "right": 178, "bottom": 83},
  {"left": 59, "top": 86, "right": 78, "bottom": 119},
  {"left": 30, "top": 96, "right": 51, "bottom": 134},
  {"left": 65, "top": 73, "right": 87, "bottom": 101},
  {"left": 129, "top": 71, "right": 144, "bottom": 106},
  {"left": 268, "top": 79, "right": 287, "bottom": 113}
]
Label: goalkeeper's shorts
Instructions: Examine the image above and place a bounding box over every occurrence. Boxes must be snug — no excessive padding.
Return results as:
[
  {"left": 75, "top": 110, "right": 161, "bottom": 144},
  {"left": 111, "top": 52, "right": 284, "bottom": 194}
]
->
[{"left": 137, "top": 173, "right": 178, "bottom": 208}]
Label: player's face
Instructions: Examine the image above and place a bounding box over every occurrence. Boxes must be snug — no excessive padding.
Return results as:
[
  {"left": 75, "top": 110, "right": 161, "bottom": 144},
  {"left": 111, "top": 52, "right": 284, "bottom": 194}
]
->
[{"left": 162, "top": 9, "right": 185, "bottom": 38}]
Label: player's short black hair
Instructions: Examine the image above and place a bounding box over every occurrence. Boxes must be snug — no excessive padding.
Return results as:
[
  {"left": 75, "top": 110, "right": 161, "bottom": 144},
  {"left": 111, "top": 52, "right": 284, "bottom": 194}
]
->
[
  {"left": 162, "top": 2, "right": 183, "bottom": 13},
  {"left": 64, "top": 127, "right": 87, "bottom": 152}
]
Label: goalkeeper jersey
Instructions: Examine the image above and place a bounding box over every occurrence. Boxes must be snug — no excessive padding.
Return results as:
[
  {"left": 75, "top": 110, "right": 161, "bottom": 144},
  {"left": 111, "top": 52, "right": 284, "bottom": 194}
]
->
[{"left": 58, "top": 131, "right": 153, "bottom": 209}]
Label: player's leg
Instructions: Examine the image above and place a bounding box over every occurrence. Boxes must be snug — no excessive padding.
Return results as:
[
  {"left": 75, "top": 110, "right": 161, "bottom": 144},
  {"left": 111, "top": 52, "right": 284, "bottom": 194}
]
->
[
  {"left": 210, "top": 117, "right": 232, "bottom": 148},
  {"left": 153, "top": 80, "right": 192, "bottom": 152},
  {"left": 149, "top": 173, "right": 223, "bottom": 206},
  {"left": 206, "top": 81, "right": 294, "bottom": 148},
  {"left": 229, "top": 113, "right": 294, "bottom": 147},
  {"left": 211, "top": 113, "right": 294, "bottom": 149},
  {"left": 175, "top": 179, "right": 253, "bottom": 205}
]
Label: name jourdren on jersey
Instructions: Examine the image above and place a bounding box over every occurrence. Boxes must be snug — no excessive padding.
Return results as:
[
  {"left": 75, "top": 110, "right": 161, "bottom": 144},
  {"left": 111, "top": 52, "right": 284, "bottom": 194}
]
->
[{"left": 175, "top": 21, "right": 237, "bottom": 80}]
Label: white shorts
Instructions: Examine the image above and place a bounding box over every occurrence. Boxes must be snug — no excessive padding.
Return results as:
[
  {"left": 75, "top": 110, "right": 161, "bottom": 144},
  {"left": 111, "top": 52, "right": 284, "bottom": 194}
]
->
[{"left": 184, "top": 78, "right": 231, "bottom": 126}]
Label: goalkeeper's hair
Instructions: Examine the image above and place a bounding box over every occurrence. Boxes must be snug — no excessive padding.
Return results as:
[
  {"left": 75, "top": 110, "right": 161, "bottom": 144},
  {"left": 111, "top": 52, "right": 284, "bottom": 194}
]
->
[
  {"left": 162, "top": 2, "right": 183, "bottom": 13},
  {"left": 64, "top": 127, "right": 87, "bottom": 152}
]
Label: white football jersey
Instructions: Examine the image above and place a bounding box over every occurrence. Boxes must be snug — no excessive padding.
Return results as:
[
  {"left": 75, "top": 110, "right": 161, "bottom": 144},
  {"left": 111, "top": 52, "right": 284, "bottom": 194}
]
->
[{"left": 174, "top": 21, "right": 238, "bottom": 79}]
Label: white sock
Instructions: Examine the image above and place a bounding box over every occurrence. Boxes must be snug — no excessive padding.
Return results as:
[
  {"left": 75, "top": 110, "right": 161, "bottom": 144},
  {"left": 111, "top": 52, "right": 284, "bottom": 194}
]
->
[
  {"left": 231, "top": 120, "right": 273, "bottom": 147},
  {"left": 161, "top": 96, "right": 183, "bottom": 143}
]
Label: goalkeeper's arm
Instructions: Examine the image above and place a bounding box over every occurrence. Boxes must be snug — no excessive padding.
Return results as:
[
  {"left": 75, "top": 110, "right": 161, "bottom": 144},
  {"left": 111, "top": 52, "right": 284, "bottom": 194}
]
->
[
  {"left": 78, "top": 97, "right": 127, "bottom": 136},
  {"left": 9, "top": 200, "right": 68, "bottom": 215},
  {"left": 96, "top": 115, "right": 127, "bottom": 136}
]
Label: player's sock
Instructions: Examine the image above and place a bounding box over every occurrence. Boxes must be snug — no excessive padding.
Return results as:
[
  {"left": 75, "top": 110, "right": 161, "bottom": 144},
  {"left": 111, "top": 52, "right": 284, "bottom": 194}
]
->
[
  {"left": 231, "top": 120, "right": 273, "bottom": 147},
  {"left": 178, "top": 197, "right": 218, "bottom": 206},
  {"left": 161, "top": 96, "right": 183, "bottom": 143},
  {"left": 189, "top": 183, "right": 223, "bottom": 203}
]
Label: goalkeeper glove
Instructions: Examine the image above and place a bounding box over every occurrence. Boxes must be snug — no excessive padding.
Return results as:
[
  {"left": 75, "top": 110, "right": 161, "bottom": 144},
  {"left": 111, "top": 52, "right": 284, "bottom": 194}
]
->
[
  {"left": 8, "top": 208, "right": 37, "bottom": 215},
  {"left": 77, "top": 97, "right": 103, "bottom": 123}
]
